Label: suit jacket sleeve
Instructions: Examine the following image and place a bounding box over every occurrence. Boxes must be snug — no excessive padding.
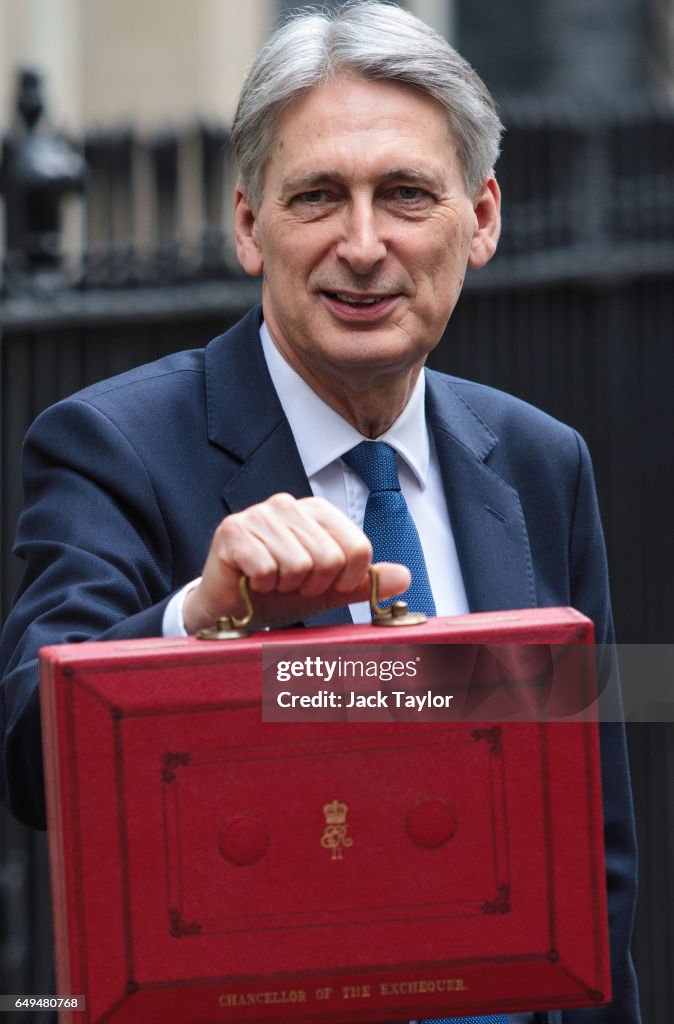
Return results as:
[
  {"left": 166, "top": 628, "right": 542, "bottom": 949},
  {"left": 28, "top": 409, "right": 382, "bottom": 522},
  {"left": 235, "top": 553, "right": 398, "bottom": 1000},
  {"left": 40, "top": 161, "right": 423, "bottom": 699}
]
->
[
  {"left": 0, "top": 398, "right": 181, "bottom": 828},
  {"left": 0, "top": 317, "right": 292, "bottom": 831}
]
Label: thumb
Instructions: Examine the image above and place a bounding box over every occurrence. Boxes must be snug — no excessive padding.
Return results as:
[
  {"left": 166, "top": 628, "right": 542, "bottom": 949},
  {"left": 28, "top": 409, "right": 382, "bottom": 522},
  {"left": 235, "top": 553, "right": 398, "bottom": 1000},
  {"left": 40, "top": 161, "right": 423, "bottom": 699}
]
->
[{"left": 345, "top": 562, "right": 412, "bottom": 605}]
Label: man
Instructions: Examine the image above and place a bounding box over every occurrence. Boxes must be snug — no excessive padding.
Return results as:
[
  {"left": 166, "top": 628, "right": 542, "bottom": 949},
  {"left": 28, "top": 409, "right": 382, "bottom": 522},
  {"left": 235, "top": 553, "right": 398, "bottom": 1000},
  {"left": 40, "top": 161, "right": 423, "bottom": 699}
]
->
[{"left": 0, "top": 3, "right": 640, "bottom": 1023}]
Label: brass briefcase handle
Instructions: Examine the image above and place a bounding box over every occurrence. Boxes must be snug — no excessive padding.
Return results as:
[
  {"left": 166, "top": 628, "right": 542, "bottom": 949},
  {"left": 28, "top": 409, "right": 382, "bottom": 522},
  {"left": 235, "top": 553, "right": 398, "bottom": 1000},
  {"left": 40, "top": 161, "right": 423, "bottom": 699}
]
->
[
  {"left": 196, "top": 569, "right": 427, "bottom": 640},
  {"left": 368, "top": 568, "right": 428, "bottom": 628},
  {"left": 195, "top": 575, "right": 255, "bottom": 640}
]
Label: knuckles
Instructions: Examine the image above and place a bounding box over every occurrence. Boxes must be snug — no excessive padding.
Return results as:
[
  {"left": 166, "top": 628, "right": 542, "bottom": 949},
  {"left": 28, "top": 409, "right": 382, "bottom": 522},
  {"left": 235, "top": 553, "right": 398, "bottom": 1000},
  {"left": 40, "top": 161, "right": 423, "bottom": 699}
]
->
[
  {"left": 300, "top": 495, "right": 335, "bottom": 514},
  {"left": 351, "top": 536, "right": 373, "bottom": 563},
  {"left": 317, "top": 547, "right": 348, "bottom": 573},
  {"left": 210, "top": 492, "right": 371, "bottom": 586},
  {"left": 266, "top": 492, "right": 298, "bottom": 513}
]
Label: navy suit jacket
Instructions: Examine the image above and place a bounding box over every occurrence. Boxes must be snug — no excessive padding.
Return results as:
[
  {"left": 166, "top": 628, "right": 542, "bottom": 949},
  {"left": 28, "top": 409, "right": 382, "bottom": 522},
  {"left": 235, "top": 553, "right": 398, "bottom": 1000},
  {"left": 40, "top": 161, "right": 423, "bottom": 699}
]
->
[{"left": 0, "top": 306, "right": 640, "bottom": 1023}]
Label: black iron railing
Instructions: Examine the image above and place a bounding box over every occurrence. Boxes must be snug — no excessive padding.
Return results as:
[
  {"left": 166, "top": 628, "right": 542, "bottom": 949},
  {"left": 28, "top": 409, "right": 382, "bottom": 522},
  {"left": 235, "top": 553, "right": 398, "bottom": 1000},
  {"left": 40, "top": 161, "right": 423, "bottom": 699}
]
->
[{"left": 2, "top": 93, "right": 674, "bottom": 295}]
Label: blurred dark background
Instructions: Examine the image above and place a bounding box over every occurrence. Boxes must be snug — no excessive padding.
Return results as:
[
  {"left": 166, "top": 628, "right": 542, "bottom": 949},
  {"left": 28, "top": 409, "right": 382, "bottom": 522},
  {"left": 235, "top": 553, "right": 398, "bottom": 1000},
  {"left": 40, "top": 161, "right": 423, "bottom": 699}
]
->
[{"left": 1, "top": 0, "right": 673, "bottom": 1021}]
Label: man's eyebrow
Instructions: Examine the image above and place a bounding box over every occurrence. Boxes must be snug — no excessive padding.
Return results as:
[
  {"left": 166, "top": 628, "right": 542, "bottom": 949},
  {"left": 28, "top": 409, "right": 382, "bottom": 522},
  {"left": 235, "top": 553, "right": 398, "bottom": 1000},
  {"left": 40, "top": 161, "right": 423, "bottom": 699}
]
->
[
  {"left": 279, "top": 171, "right": 346, "bottom": 200},
  {"left": 379, "top": 167, "right": 447, "bottom": 193},
  {"left": 279, "top": 167, "right": 447, "bottom": 200}
]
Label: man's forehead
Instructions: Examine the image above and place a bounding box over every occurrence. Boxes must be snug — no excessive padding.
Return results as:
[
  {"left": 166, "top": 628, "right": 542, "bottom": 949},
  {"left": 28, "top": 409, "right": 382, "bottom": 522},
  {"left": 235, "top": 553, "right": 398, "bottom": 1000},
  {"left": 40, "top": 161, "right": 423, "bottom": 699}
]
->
[
  {"left": 274, "top": 74, "right": 450, "bottom": 132},
  {"left": 264, "top": 76, "right": 461, "bottom": 187}
]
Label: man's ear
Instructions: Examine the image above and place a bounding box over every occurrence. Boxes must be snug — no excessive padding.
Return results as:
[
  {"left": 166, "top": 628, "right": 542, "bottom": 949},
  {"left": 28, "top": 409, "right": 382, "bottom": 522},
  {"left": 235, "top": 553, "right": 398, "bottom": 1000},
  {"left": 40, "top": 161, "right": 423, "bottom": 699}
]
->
[
  {"left": 468, "top": 176, "right": 501, "bottom": 270},
  {"left": 234, "top": 187, "right": 264, "bottom": 276}
]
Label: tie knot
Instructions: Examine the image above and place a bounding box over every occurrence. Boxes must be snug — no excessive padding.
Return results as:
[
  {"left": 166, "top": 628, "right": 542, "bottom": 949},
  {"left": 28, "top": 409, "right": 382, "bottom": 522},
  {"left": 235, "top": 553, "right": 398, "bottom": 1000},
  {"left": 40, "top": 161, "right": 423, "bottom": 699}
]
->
[{"left": 342, "top": 441, "right": 401, "bottom": 493}]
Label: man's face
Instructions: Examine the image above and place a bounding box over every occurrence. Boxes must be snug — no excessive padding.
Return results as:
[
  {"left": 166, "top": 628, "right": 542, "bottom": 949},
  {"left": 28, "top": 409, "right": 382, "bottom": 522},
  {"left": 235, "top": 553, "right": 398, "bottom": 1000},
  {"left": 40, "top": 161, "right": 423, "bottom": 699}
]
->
[{"left": 235, "top": 76, "right": 500, "bottom": 404}]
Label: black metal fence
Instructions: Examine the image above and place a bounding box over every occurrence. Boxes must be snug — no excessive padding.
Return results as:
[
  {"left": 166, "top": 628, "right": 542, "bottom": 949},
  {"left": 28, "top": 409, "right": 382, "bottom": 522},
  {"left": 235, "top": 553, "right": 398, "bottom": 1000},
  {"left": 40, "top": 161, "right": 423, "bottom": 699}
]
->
[
  {"left": 3, "top": 95, "right": 673, "bottom": 294},
  {"left": 1, "top": 98, "right": 674, "bottom": 1022}
]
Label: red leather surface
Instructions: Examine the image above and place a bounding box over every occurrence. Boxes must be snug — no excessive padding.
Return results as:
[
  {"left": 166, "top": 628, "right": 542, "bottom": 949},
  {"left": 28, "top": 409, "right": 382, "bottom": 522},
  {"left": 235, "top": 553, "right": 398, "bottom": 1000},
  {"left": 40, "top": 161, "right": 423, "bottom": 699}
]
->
[{"left": 40, "top": 607, "right": 610, "bottom": 1023}]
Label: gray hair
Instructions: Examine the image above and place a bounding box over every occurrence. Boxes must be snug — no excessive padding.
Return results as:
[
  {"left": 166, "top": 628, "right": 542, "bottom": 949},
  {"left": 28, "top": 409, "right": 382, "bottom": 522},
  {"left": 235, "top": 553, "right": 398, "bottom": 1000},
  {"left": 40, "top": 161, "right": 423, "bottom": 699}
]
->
[{"left": 231, "top": 0, "right": 503, "bottom": 210}]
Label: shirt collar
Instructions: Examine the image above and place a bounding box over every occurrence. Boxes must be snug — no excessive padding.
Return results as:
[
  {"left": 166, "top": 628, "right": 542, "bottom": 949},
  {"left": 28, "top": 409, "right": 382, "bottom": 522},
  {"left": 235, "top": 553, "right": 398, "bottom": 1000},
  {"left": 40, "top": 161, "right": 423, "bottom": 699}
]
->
[{"left": 260, "top": 321, "right": 429, "bottom": 486}]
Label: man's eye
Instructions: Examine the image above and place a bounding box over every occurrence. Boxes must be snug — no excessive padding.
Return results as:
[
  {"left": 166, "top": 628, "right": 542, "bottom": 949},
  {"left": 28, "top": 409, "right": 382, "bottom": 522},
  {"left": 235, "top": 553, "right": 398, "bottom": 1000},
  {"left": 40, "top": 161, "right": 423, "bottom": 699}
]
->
[
  {"left": 297, "top": 190, "right": 328, "bottom": 204},
  {"left": 396, "top": 186, "right": 428, "bottom": 201}
]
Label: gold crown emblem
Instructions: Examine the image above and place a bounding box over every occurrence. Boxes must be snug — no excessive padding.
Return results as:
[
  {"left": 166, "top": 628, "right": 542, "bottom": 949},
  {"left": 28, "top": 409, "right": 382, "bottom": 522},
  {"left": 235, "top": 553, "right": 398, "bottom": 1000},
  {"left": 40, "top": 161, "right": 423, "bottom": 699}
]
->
[{"left": 323, "top": 800, "right": 348, "bottom": 825}]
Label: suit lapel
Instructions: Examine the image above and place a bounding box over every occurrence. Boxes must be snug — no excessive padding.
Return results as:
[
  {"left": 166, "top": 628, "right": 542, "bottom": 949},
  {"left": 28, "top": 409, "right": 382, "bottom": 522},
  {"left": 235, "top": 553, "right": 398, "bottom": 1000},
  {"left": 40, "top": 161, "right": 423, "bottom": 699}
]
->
[
  {"left": 426, "top": 370, "right": 537, "bottom": 613},
  {"left": 203, "top": 307, "right": 351, "bottom": 626},
  {"left": 204, "top": 307, "right": 313, "bottom": 511}
]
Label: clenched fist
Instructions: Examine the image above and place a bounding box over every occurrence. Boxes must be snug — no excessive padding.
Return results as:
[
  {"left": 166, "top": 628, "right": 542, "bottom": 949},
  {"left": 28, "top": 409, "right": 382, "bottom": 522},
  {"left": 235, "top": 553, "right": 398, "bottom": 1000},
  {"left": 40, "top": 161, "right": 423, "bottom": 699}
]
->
[{"left": 182, "top": 493, "right": 410, "bottom": 633}]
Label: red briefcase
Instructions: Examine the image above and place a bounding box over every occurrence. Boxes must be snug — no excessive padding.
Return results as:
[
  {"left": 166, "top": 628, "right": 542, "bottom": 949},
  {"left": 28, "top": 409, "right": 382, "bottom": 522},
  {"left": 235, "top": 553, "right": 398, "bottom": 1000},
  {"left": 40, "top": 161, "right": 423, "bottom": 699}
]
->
[{"left": 39, "top": 605, "right": 610, "bottom": 1024}]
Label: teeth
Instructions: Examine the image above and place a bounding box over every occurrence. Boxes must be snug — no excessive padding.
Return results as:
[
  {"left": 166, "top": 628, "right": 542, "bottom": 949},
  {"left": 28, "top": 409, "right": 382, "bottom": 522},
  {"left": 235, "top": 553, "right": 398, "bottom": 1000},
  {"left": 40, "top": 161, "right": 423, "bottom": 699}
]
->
[{"left": 334, "top": 293, "right": 381, "bottom": 306}]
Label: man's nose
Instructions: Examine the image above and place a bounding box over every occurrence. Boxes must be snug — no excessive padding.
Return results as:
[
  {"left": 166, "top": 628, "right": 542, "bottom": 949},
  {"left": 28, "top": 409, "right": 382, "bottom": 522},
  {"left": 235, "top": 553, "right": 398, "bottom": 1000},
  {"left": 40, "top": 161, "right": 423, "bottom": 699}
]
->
[{"left": 335, "top": 200, "right": 387, "bottom": 274}]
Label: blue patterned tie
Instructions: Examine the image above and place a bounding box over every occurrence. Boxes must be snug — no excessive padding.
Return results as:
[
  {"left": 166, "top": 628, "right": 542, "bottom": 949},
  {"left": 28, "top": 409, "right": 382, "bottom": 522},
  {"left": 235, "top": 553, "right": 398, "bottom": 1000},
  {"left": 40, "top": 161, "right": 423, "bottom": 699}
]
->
[{"left": 342, "top": 441, "right": 435, "bottom": 615}]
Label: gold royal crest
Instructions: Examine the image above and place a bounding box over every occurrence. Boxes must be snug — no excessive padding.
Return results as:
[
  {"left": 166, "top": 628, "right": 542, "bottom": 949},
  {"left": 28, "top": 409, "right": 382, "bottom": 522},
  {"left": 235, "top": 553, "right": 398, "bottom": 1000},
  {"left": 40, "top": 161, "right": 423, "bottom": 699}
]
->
[{"left": 320, "top": 800, "right": 353, "bottom": 860}]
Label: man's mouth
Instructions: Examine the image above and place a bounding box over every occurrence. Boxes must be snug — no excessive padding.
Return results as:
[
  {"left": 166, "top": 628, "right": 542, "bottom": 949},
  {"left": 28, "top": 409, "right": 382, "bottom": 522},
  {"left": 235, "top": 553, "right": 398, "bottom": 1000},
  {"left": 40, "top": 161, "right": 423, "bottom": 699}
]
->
[
  {"left": 324, "top": 291, "right": 396, "bottom": 307},
  {"left": 318, "top": 289, "right": 403, "bottom": 323}
]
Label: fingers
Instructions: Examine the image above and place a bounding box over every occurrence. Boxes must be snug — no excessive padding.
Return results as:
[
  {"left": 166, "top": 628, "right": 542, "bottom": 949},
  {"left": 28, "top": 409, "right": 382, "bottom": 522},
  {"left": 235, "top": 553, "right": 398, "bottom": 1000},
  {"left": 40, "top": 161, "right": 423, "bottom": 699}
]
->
[
  {"left": 215, "top": 494, "right": 372, "bottom": 596},
  {"left": 183, "top": 493, "right": 412, "bottom": 634},
  {"left": 293, "top": 497, "right": 373, "bottom": 596}
]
